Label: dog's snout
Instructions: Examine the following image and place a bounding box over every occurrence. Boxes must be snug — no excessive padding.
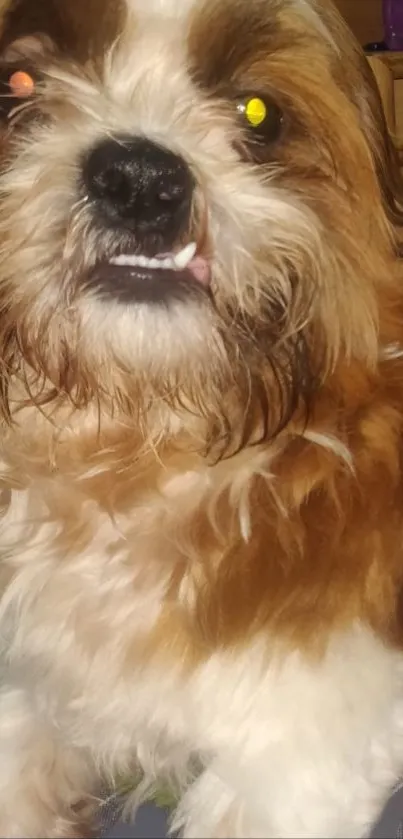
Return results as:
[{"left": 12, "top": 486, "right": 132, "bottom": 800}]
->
[{"left": 83, "top": 136, "right": 194, "bottom": 241}]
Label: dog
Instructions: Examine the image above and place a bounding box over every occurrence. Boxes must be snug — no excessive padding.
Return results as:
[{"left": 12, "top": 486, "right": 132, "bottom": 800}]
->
[{"left": 0, "top": 0, "right": 402, "bottom": 835}]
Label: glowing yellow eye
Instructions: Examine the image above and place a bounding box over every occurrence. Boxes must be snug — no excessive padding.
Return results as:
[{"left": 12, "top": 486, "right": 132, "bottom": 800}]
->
[
  {"left": 244, "top": 97, "right": 267, "bottom": 127},
  {"left": 236, "top": 93, "right": 283, "bottom": 146}
]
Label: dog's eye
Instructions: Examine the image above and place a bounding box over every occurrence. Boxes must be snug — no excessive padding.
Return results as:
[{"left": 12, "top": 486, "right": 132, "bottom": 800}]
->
[
  {"left": 0, "top": 66, "right": 36, "bottom": 119},
  {"left": 236, "top": 95, "right": 283, "bottom": 143}
]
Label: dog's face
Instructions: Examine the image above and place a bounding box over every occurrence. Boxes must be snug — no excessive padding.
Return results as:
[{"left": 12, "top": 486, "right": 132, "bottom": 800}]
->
[{"left": 0, "top": 0, "right": 399, "bottom": 449}]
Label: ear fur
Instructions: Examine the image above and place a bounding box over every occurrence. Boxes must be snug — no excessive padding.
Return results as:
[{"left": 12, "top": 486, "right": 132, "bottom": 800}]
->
[
  {"left": 0, "top": 0, "right": 65, "bottom": 53},
  {"left": 0, "top": 0, "right": 125, "bottom": 61}
]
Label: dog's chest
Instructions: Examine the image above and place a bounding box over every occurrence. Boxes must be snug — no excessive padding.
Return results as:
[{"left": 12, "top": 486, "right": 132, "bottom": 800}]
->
[
  {"left": 2, "top": 473, "right": 403, "bottom": 808},
  {"left": 0, "top": 445, "right": 263, "bottom": 651},
  {"left": 0, "top": 461, "right": 220, "bottom": 679},
  {"left": 0, "top": 457, "right": 253, "bottom": 749}
]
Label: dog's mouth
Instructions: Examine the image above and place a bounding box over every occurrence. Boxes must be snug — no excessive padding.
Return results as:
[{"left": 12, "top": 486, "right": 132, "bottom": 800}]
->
[{"left": 88, "top": 241, "right": 212, "bottom": 304}]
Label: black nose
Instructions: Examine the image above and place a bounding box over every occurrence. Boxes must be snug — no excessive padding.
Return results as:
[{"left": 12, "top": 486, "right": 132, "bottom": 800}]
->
[{"left": 83, "top": 136, "right": 194, "bottom": 243}]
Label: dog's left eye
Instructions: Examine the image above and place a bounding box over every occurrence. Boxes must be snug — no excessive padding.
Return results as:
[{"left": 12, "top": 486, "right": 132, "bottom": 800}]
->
[
  {"left": 236, "top": 95, "right": 283, "bottom": 143},
  {"left": 0, "top": 66, "right": 36, "bottom": 119}
]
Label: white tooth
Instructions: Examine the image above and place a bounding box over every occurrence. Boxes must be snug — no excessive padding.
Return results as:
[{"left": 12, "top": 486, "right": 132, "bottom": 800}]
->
[
  {"left": 161, "top": 257, "right": 175, "bottom": 269},
  {"left": 110, "top": 253, "right": 178, "bottom": 269},
  {"left": 173, "top": 242, "right": 197, "bottom": 269},
  {"left": 110, "top": 254, "right": 136, "bottom": 266},
  {"left": 110, "top": 254, "right": 145, "bottom": 267}
]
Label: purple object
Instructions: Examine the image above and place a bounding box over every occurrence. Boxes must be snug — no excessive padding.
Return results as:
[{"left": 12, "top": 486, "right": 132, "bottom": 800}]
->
[{"left": 383, "top": 0, "right": 403, "bottom": 50}]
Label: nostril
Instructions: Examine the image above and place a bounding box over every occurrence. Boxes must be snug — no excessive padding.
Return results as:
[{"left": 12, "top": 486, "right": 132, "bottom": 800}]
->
[
  {"left": 103, "top": 169, "right": 127, "bottom": 195},
  {"left": 93, "top": 167, "right": 131, "bottom": 203}
]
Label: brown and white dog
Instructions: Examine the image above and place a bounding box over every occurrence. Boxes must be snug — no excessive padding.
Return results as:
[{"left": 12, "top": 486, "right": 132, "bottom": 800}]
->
[{"left": 0, "top": 0, "right": 402, "bottom": 836}]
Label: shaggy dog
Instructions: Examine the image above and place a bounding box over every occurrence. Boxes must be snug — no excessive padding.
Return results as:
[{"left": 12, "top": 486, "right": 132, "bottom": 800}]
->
[{"left": 0, "top": 0, "right": 401, "bottom": 836}]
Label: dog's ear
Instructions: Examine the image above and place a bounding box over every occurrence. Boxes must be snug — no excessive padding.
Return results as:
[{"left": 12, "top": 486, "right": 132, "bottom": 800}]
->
[
  {"left": 0, "top": 0, "right": 65, "bottom": 55},
  {"left": 0, "top": 0, "right": 125, "bottom": 62},
  {"left": 0, "top": 33, "right": 56, "bottom": 63}
]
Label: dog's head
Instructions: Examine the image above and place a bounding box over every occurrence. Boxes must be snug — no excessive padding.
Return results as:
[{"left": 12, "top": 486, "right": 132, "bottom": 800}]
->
[{"left": 0, "top": 0, "right": 400, "bottom": 452}]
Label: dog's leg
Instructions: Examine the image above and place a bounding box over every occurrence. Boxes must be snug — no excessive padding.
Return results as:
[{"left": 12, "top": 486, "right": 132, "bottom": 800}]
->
[
  {"left": 0, "top": 684, "right": 97, "bottom": 838},
  {"left": 172, "top": 768, "right": 270, "bottom": 838},
  {"left": 172, "top": 628, "right": 403, "bottom": 839},
  {"left": 172, "top": 758, "right": 389, "bottom": 839}
]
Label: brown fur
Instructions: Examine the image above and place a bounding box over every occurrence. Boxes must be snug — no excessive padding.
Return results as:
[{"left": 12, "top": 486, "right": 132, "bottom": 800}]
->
[
  {"left": 0, "top": 0, "right": 126, "bottom": 60},
  {"left": 0, "top": 0, "right": 402, "bottom": 652},
  {"left": 3, "top": 4, "right": 403, "bottom": 646},
  {"left": 0, "top": 0, "right": 402, "bottom": 833}
]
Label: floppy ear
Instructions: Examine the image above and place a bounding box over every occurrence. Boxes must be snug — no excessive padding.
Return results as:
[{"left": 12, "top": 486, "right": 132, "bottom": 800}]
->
[
  {"left": 0, "top": 0, "right": 125, "bottom": 61},
  {"left": 0, "top": 0, "right": 66, "bottom": 52}
]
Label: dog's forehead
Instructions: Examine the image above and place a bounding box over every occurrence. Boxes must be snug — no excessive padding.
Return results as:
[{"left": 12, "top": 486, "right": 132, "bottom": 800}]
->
[
  {"left": 117, "top": 0, "right": 329, "bottom": 82},
  {"left": 124, "top": 0, "right": 315, "bottom": 19},
  {"left": 123, "top": 0, "right": 290, "bottom": 89},
  {"left": 0, "top": 0, "right": 289, "bottom": 52},
  {"left": 124, "top": 0, "right": 286, "bottom": 39},
  {"left": 0, "top": 0, "right": 330, "bottom": 78}
]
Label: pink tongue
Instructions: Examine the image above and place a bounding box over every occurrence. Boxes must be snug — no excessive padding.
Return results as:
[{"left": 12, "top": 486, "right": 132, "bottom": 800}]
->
[{"left": 187, "top": 256, "right": 211, "bottom": 287}]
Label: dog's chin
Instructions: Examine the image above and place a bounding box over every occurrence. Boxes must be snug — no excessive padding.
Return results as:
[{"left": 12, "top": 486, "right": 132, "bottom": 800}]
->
[
  {"left": 78, "top": 270, "right": 222, "bottom": 386},
  {"left": 74, "top": 246, "right": 219, "bottom": 380}
]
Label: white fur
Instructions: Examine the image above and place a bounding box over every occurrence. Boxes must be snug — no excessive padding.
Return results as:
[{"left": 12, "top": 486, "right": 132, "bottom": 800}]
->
[
  {"left": 380, "top": 343, "right": 403, "bottom": 360},
  {"left": 173, "top": 628, "right": 403, "bottom": 838},
  {"left": 302, "top": 429, "right": 354, "bottom": 470},
  {"left": 125, "top": 0, "right": 198, "bottom": 16}
]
